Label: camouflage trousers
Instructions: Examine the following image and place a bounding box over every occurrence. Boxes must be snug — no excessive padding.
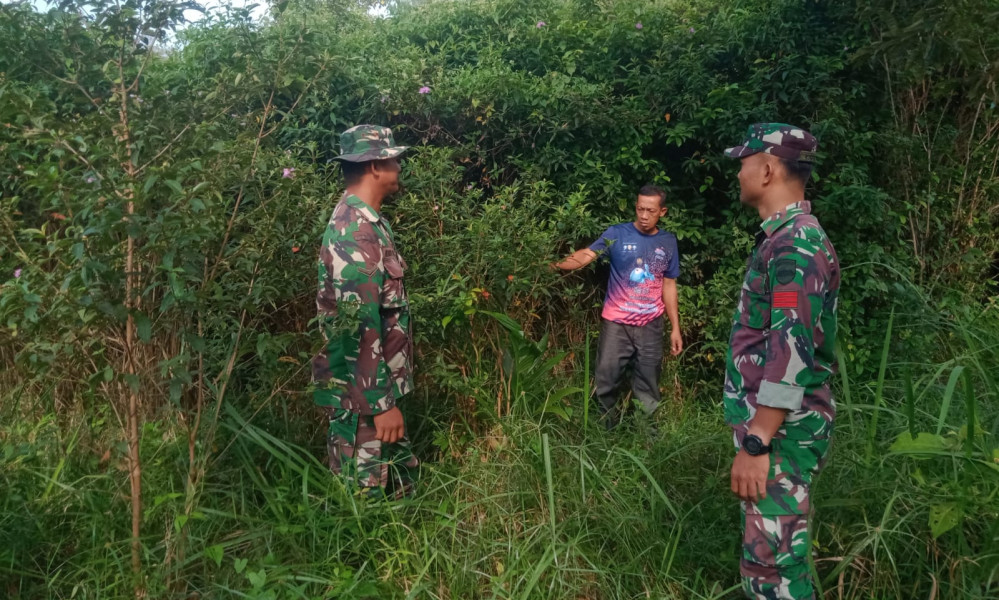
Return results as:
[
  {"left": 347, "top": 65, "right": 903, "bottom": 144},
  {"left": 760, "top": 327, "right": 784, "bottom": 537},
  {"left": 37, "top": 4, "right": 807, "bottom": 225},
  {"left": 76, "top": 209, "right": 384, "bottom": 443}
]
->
[
  {"left": 326, "top": 407, "right": 419, "bottom": 500},
  {"left": 735, "top": 431, "right": 831, "bottom": 600}
]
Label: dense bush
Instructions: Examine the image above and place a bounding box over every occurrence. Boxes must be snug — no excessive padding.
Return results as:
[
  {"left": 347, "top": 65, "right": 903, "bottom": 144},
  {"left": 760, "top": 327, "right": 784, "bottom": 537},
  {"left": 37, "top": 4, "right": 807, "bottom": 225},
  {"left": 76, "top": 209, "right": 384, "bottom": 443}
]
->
[{"left": 1, "top": 0, "right": 997, "bottom": 598}]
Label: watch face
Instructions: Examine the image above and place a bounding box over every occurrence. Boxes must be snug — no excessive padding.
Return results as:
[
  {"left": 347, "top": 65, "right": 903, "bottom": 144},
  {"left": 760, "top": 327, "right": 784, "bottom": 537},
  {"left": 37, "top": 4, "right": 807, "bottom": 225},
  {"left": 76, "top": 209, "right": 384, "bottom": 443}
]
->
[{"left": 744, "top": 436, "right": 762, "bottom": 454}]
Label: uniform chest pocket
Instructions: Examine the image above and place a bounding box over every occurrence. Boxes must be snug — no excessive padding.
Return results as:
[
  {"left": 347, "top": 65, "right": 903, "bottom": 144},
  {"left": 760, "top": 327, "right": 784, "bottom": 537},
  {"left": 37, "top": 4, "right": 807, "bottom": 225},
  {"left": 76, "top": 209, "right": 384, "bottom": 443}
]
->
[
  {"left": 737, "top": 266, "right": 771, "bottom": 330},
  {"left": 381, "top": 249, "right": 409, "bottom": 309}
]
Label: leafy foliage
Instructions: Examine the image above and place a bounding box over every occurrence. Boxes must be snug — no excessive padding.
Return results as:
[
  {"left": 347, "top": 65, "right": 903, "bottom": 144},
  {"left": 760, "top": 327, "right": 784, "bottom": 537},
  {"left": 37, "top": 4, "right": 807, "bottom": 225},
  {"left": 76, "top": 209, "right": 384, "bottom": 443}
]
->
[{"left": 1, "top": 0, "right": 997, "bottom": 598}]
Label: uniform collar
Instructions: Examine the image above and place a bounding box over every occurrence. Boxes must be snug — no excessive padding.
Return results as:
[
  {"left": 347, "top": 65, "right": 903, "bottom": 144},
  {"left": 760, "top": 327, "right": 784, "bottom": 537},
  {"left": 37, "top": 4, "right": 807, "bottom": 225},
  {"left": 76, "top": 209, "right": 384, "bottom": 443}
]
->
[
  {"left": 760, "top": 200, "right": 810, "bottom": 237},
  {"left": 343, "top": 193, "right": 381, "bottom": 223}
]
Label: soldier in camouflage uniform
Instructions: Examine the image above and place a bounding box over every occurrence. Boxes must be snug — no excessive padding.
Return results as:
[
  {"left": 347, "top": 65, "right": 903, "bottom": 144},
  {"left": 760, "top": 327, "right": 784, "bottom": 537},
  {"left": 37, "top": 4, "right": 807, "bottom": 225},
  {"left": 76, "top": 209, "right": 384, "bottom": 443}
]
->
[
  {"left": 722, "top": 123, "right": 840, "bottom": 599},
  {"left": 312, "top": 124, "right": 419, "bottom": 499}
]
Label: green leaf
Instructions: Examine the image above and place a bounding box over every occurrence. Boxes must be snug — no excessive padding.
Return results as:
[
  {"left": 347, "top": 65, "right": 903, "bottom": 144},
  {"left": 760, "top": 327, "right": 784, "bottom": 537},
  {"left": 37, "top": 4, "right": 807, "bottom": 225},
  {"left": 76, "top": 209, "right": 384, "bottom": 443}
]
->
[
  {"left": 134, "top": 312, "right": 152, "bottom": 343},
  {"left": 173, "top": 514, "right": 189, "bottom": 532},
  {"left": 889, "top": 432, "right": 946, "bottom": 453},
  {"left": 234, "top": 557, "right": 248, "bottom": 573},
  {"left": 154, "top": 492, "right": 181, "bottom": 507},
  {"left": 478, "top": 310, "right": 524, "bottom": 336},
  {"left": 165, "top": 179, "right": 183, "bottom": 195},
  {"left": 247, "top": 568, "right": 267, "bottom": 588},
  {"left": 142, "top": 174, "right": 159, "bottom": 194},
  {"left": 205, "top": 544, "right": 224, "bottom": 567},
  {"left": 929, "top": 502, "right": 961, "bottom": 539},
  {"left": 123, "top": 374, "right": 140, "bottom": 393}
]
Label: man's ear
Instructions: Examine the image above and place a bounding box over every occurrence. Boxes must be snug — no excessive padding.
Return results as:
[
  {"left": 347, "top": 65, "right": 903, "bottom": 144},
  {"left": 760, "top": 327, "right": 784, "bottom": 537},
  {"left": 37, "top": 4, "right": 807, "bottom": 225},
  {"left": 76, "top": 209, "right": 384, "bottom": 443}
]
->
[{"left": 761, "top": 159, "right": 775, "bottom": 187}]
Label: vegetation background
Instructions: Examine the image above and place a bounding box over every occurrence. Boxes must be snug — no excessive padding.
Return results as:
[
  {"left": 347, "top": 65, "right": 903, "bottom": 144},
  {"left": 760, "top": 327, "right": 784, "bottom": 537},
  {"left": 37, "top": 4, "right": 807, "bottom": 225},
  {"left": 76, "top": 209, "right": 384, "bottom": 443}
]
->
[{"left": 1, "top": 0, "right": 997, "bottom": 598}]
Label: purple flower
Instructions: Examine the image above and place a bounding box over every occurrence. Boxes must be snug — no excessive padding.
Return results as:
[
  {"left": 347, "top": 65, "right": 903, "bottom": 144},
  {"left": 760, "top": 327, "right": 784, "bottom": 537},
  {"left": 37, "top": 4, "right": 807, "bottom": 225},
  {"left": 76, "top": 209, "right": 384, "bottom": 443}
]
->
[
  {"left": 635, "top": 22, "right": 643, "bottom": 30},
  {"left": 14, "top": 268, "right": 21, "bottom": 279},
  {"left": 282, "top": 167, "right": 295, "bottom": 179},
  {"left": 689, "top": 27, "right": 695, "bottom": 33},
  {"left": 86, "top": 176, "right": 96, "bottom": 183},
  {"left": 536, "top": 21, "right": 546, "bottom": 28},
  {"left": 418, "top": 86, "right": 431, "bottom": 94}
]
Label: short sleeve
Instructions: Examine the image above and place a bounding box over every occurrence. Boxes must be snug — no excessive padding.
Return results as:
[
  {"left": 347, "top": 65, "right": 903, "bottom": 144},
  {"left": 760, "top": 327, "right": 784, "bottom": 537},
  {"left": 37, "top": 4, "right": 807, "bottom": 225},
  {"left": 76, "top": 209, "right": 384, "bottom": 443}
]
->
[
  {"left": 588, "top": 226, "right": 616, "bottom": 256},
  {"left": 664, "top": 235, "right": 680, "bottom": 279}
]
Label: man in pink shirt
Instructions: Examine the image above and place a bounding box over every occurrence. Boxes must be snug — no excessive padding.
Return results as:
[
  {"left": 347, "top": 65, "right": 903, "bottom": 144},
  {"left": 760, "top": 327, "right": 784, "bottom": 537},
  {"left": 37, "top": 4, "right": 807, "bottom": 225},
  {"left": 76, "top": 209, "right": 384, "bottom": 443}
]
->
[{"left": 554, "top": 185, "right": 683, "bottom": 429}]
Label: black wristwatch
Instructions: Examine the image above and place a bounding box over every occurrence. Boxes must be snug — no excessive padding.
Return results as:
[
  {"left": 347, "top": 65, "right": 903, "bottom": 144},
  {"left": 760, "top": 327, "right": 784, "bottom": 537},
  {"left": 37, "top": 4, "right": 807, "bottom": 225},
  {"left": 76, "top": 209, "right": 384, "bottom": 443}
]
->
[{"left": 743, "top": 434, "right": 772, "bottom": 456}]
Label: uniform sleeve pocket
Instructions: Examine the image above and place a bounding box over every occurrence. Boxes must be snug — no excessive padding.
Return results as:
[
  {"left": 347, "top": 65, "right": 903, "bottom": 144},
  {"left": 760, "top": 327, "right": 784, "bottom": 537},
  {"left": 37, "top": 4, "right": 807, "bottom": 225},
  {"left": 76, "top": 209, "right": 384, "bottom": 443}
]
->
[
  {"left": 381, "top": 250, "right": 408, "bottom": 308},
  {"left": 384, "top": 252, "right": 404, "bottom": 279}
]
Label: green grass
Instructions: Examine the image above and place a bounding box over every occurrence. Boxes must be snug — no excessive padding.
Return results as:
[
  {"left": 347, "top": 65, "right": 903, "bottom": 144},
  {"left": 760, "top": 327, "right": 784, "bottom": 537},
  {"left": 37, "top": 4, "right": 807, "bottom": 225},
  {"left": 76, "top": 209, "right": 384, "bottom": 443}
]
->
[{"left": 1, "top": 313, "right": 998, "bottom": 599}]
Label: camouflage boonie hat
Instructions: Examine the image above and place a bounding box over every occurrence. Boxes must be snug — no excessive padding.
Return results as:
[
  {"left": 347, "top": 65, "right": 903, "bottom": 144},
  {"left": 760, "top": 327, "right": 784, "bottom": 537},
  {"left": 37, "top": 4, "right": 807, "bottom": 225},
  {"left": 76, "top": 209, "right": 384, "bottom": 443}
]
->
[
  {"left": 724, "top": 123, "right": 818, "bottom": 162},
  {"left": 333, "top": 124, "right": 409, "bottom": 163}
]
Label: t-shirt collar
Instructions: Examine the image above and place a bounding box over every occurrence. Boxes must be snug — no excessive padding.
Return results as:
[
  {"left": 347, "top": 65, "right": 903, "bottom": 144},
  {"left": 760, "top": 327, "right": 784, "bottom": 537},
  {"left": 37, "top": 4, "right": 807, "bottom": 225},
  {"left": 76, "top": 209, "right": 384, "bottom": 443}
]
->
[{"left": 630, "top": 222, "right": 659, "bottom": 237}]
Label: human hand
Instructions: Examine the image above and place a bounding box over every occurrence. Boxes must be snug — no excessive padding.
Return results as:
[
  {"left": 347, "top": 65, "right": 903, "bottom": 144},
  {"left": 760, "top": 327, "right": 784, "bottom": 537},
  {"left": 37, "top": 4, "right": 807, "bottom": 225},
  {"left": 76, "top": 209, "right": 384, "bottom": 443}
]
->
[
  {"left": 669, "top": 328, "right": 683, "bottom": 356},
  {"left": 730, "top": 449, "right": 770, "bottom": 503},
  {"left": 373, "top": 406, "right": 405, "bottom": 444}
]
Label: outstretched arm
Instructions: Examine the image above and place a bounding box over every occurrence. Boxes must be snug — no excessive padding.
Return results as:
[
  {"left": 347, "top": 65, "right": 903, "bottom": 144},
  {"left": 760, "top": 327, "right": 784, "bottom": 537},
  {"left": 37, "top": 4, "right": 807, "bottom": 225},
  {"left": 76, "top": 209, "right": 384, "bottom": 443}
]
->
[{"left": 553, "top": 248, "right": 598, "bottom": 271}]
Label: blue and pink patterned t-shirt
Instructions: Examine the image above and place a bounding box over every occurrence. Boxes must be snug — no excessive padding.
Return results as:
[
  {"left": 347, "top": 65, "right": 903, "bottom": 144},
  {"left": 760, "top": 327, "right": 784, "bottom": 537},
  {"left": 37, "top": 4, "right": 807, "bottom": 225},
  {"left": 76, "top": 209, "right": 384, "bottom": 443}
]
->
[{"left": 589, "top": 223, "right": 680, "bottom": 326}]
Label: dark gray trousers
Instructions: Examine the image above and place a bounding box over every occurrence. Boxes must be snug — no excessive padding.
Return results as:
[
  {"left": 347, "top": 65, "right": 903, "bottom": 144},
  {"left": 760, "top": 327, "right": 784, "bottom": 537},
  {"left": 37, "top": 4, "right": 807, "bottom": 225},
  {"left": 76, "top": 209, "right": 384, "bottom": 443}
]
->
[{"left": 594, "top": 316, "right": 664, "bottom": 428}]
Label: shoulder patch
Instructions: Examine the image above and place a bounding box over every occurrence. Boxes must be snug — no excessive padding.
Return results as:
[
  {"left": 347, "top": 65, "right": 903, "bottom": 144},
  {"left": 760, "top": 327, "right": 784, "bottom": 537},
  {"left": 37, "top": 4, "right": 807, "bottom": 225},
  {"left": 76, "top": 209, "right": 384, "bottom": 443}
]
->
[{"left": 775, "top": 259, "right": 797, "bottom": 285}]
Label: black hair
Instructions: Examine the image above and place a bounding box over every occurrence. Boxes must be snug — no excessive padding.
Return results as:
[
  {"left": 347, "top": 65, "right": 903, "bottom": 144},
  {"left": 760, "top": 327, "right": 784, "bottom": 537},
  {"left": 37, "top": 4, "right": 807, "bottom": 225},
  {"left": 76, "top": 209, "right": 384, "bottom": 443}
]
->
[
  {"left": 339, "top": 160, "right": 370, "bottom": 186},
  {"left": 777, "top": 158, "right": 814, "bottom": 188},
  {"left": 638, "top": 184, "right": 667, "bottom": 208}
]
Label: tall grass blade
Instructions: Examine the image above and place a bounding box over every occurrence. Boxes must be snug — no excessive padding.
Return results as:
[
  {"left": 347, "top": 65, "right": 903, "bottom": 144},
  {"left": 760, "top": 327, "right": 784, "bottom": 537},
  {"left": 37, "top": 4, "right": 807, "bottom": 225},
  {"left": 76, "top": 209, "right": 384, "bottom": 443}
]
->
[
  {"left": 616, "top": 448, "right": 680, "bottom": 519},
  {"left": 583, "top": 325, "right": 591, "bottom": 431},
  {"left": 542, "top": 432, "right": 557, "bottom": 562},
  {"left": 903, "top": 363, "right": 916, "bottom": 438},
  {"left": 518, "top": 545, "right": 555, "bottom": 600},
  {"left": 41, "top": 426, "right": 78, "bottom": 501},
  {"left": 404, "top": 549, "right": 438, "bottom": 600},
  {"left": 963, "top": 369, "right": 976, "bottom": 458},
  {"left": 866, "top": 307, "right": 894, "bottom": 464},
  {"left": 834, "top": 341, "right": 854, "bottom": 431},
  {"left": 961, "top": 323, "right": 997, "bottom": 457},
  {"left": 937, "top": 365, "right": 964, "bottom": 436}
]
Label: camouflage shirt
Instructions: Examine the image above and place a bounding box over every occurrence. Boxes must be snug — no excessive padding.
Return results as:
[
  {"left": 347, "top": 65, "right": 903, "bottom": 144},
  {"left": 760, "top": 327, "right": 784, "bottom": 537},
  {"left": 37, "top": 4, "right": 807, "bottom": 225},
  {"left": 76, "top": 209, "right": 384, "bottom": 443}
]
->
[
  {"left": 723, "top": 201, "right": 840, "bottom": 440},
  {"left": 312, "top": 194, "right": 413, "bottom": 415}
]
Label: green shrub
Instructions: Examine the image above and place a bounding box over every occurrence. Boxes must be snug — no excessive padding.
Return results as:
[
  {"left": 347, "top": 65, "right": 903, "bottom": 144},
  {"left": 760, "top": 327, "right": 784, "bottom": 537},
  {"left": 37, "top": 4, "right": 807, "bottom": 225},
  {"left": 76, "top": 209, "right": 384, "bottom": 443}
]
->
[{"left": 1, "top": 0, "right": 997, "bottom": 597}]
